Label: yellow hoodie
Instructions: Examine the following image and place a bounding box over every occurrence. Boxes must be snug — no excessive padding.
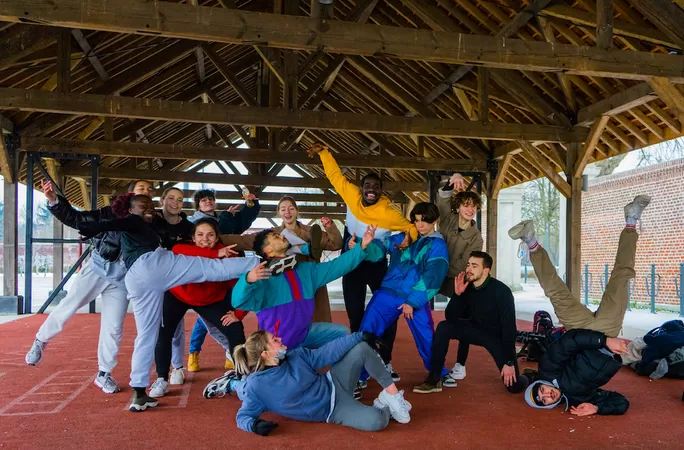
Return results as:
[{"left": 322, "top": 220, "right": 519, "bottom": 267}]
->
[{"left": 318, "top": 149, "right": 419, "bottom": 243}]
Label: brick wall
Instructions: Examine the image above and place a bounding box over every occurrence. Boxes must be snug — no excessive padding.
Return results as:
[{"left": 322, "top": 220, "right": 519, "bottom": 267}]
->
[{"left": 582, "top": 159, "right": 684, "bottom": 305}]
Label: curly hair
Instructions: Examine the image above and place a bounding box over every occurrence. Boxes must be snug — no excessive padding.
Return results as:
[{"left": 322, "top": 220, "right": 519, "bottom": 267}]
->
[
  {"left": 193, "top": 188, "right": 216, "bottom": 210},
  {"left": 452, "top": 191, "right": 482, "bottom": 212},
  {"left": 111, "top": 193, "right": 135, "bottom": 219},
  {"left": 252, "top": 229, "right": 273, "bottom": 260}
]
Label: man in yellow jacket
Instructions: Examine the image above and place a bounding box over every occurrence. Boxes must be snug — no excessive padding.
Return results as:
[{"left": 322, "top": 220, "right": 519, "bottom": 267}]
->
[{"left": 308, "top": 143, "right": 419, "bottom": 382}]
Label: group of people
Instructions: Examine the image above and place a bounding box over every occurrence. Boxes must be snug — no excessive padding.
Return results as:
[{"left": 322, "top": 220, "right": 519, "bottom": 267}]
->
[{"left": 24, "top": 141, "right": 653, "bottom": 434}]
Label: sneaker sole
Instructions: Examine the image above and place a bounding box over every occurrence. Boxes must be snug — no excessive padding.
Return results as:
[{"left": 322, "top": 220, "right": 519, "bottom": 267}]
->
[
  {"left": 412, "top": 387, "right": 442, "bottom": 394},
  {"left": 391, "top": 375, "right": 401, "bottom": 382},
  {"left": 148, "top": 390, "right": 168, "bottom": 398},
  {"left": 93, "top": 379, "right": 120, "bottom": 394},
  {"left": 507, "top": 221, "right": 531, "bottom": 239},
  {"left": 443, "top": 382, "right": 458, "bottom": 388},
  {"left": 129, "top": 400, "right": 158, "bottom": 412},
  {"left": 450, "top": 373, "right": 466, "bottom": 380}
]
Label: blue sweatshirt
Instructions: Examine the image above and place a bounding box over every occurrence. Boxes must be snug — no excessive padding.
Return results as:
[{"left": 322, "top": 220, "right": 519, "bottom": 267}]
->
[{"left": 235, "top": 333, "right": 363, "bottom": 433}]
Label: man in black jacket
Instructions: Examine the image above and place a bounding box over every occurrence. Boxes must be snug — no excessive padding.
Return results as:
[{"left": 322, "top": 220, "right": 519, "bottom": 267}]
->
[
  {"left": 25, "top": 179, "right": 153, "bottom": 395},
  {"left": 524, "top": 329, "right": 629, "bottom": 416},
  {"left": 509, "top": 194, "right": 651, "bottom": 416},
  {"left": 413, "top": 251, "right": 529, "bottom": 394}
]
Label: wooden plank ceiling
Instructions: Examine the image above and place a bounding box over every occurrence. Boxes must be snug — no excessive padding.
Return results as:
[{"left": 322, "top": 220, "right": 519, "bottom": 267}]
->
[{"left": 1, "top": 0, "right": 683, "bottom": 213}]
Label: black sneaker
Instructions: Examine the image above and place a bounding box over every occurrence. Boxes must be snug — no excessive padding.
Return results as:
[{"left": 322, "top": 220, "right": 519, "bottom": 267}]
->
[
  {"left": 353, "top": 383, "right": 363, "bottom": 400},
  {"left": 129, "top": 390, "right": 158, "bottom": 412},
  {"left": 386, "top": 363, "right": 400, "bottom": 382}
]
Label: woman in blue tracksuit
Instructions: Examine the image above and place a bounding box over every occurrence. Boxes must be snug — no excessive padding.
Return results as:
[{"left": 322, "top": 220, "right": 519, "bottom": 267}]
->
[
  {"left": 77, "top": 194, "right": 259, "bottom": 412},
  {"left": 359, "top": 202, "right": 450, "bottom": 382},
  {"left": 232, "top": 331, "right": 412, "bottom": 435}
]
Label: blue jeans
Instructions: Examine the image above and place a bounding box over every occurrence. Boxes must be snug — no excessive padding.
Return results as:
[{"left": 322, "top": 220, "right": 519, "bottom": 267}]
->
[{"left": 189, "top": 317, "right": 208, "bottom": 354}]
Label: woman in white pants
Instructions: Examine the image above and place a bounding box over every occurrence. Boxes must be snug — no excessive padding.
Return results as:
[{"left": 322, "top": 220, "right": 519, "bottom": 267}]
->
[
  {"left": 25, "top": 180, "right": 153, "bottom": 394},
  {"left": 77, "top": 194, "right": 262, "bottom": 412}
]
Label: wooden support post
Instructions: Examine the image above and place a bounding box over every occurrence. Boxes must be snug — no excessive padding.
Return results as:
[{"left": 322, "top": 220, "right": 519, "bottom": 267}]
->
[
  {"left": 596, "top": 0, "right": 614, "bottom": 50},
  {"left": 478, "top": 67, "right": 489, "bottom": 123},
  {"left": 57, "top": 28, "right": 71, "bottom": 94},
  {"left": 104, "top": 117, "right": 113, "bottom": 141},
  {"left": 565, "top": 143, "right": 582, "bottom": 297},
  {"left": 486, "top": 170, "right": 498, "bottom": 277},
  {"left": 3, "top": 176, "right": 18, "bottom": 304},
  {"left": 416, "top": 135, "right": 425, "bottom": 157}
]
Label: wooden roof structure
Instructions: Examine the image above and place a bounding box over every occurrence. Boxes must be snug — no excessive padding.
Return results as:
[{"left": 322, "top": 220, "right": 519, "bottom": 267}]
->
[{"left": 2, "top": 0, "right": 684, "bottom": 222}]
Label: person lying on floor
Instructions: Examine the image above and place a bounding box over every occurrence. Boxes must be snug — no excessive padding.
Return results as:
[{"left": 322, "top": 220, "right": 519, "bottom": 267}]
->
[
  {"left": 508, "top": 194, "right": 652, "bottom": 416},
  {"left": 234, "top": 331, "right": 412, "bottom": 436}
]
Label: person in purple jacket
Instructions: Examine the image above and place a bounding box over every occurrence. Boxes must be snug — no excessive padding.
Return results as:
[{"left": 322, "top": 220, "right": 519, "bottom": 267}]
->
[{"left": 232, "top": 331, "right": 411, "bottom": 435}]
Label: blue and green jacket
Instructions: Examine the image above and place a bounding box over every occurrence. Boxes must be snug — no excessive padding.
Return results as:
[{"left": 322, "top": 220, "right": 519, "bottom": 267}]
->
[
  {"left": 380, "top": 232, "right": 449, "bottom": 309},
  {"left": 231, "top": 243, "right": 382, "bottom": 348}
]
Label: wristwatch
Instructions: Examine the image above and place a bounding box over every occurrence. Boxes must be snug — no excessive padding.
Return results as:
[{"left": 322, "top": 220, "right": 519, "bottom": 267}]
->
[{"left": 505, "top": 361, "right": 514, "bottom": 367}]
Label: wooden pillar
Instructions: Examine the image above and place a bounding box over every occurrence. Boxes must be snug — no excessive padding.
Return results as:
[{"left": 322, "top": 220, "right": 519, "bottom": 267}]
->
[
  {"left": 596, "top": 0, "right": 613, "bottom": 51},
  {"left": 565, "top": 143, "right": 582, "bottom": 297},
  {"left": 3, "top": 177, "right": 18, "bottom": 304},
  {"left": 57, "top": 29, "right": 71, "bottom": 94},
  {"left": 486, "top": 196, "right": 498, "bottom": 277},
  {"left": 478, "top": 67, "right": 489, "bottom": 123},
  {"left": 50, "top": 165, "right": 64, "bottom": 290}
]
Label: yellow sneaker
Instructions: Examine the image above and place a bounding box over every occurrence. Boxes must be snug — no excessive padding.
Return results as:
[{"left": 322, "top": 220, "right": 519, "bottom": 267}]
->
[
  {"left": 188, "top": 351, "right": 200, "bottom": 372},
  {"left": 224, "top": 350, "right": 234, "bottom": 370}
]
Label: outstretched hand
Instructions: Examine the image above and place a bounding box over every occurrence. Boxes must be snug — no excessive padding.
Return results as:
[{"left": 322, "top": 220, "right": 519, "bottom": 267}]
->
[
  {"left": 449, "top": 173, "right": 467, "bottom": 191},
  {"left": 454, "top": 272, "right": 469, "bottom": 295},
  {"left": 570, "top": 403, "right": 598, "bottom": 417},
  {"left": 501, "top": 365, "right": 517, "bottom": 387},
  {"left": 307, "top": 143, "right": 327, "bottom": 158},
  {"left": 41, "top": 179, "right": 57, "bottom": 203},
  {"left": 221, "top": 311, "right": 240, "bottom": 326},
  {"left": 394, "top": 232, "right": 411, "bottom": 250},
  {"left": 226, "top": 204, "right": 241, "bottom": 215},
  {"left": 246, "top": 261, "right": 271, "bottom": 283},
  {"left": 361, "top": 225, "right": 377, "bottom": 250},
  {"left": 320, "top": 216, "right": 333, "bottom": 228},
  {"left": 217, "top": 245, "right": 238, "bottom": 258}
]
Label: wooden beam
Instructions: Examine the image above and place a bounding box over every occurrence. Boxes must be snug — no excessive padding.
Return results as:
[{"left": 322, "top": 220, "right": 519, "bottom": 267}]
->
[
  {"left": 71, "top": 29, "right": 108, "bottom": 81},
  {"left": 541, "top": 3, "right": 676, "bottom": 49},
  {"left": 491, "top": 153, "right": 512, "bottom": 199},
  {"left": 56, "top": 28, "right": 71, "bottom": 94},
  {"left": 649, "top": 76, "right": 684, "bottom": 118},
  {"left": 78, "top": 180, "right": 91, "bottom": 209},
  {"left": 22, "top": 137, "right": 488, "bottom": 172},
  {"left": 0, "top": 24, "right": 55, "bottom": 72},
  {"left": 0, "top": 88, "right": 586, "bottom": 142},
  {"left": 3, "top": 177, "right": 18, "bottom": 299},
  {"left": 453, "top": 88, "right": 476, "bottom": 120},
  {"left": 519, "top": 140, "right": 571, "bottom": 198},
  {"left": 626, "top": 0, "right": 684, "bottom": 50},
  {"left": 537, "top": 16, "right": 576, "bottom": 112},
  {"left": 574, "top": 115, "right": 610, "bottom": 178},
  {"left": 565, "top": 142, "right": 581, "bottom": 296},
  {"left": 63, "top": 166, "right": 428, "bottom": 191},
  {"left": 202, "top": 43, "right": 257, "bottom": 107},
  {"left": 576, "top": 82, "right": 656, "bottom": 126},
  {"left": 478, "top": 67, "right": 489, "bottom": 123},
  {"left": 4, "top": 1, "right": 684, "bottom": 80},
  {"left": 0, "top": 134, "right": 14, "bottom": 183},
  {"left": 0, "top": 113, "right": 14, "bottom": 133},
  {"left": 180, "top": 203, "right": 346, "bottom": 214},
  {"left": 596, "top": 0, "right": 614, "bottom": 50}
]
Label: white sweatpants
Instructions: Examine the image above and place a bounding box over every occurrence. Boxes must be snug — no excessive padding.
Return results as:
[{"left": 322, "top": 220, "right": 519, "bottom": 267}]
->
[
  {"left": 172, "top": 319, "right": 185, "bottom": 369},
  {"left": 126, "top": 248, "right": 259, "bottom": 388},
  {"left": 200, "top": 317, "right": 231, "bottom": 350},
  {"left": 36, "top": 259, "right": 128, "bottom": 373}
]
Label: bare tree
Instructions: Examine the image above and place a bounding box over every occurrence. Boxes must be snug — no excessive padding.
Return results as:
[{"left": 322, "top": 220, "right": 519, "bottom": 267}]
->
[{"left": 521, "top": 178, "right": 560, "bottom": 264}]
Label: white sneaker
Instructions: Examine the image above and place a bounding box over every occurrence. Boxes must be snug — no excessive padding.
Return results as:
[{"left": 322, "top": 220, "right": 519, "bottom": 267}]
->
[
  {"left": 149, "top": 378, "right": 169, "bottom": 398},
  {"left": 25, "top": 339, "right": 46, "bottom": 366},
  {"left": 508, "top": 220, "right": 535, "bottom": 241},
  {"left": 169, "top": 368, "right": 185, "bottom": 385},
  {"left": 94, "top": 372, "right": 120, "bottom": 394},
  {"left": 377, "top": 389, "right": 411, "bottom": 424},
  {"left": 450, "top": 363, "right": 466, "bottom": 380},
  {"left": 624, "top": 195, "right": 651, "bottom": 222}
]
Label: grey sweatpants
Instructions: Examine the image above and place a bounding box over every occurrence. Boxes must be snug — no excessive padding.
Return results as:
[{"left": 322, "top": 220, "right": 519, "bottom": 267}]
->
[
  {"left": 327, "top": 343, "right": 392, "bottom": 431},
  {"left": 126, "top": 248, "right": 259, "bottom": 388}
]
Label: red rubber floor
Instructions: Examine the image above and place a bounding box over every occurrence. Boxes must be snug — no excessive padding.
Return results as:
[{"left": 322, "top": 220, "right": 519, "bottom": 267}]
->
[{"left": 1, "top": 311, "right": 682, "bottom": 450}]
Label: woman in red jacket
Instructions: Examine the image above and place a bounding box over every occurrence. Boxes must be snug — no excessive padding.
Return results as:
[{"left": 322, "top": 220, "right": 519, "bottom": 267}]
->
[{"left": 150, "top": 218, "right": 249, "bottom": 398}]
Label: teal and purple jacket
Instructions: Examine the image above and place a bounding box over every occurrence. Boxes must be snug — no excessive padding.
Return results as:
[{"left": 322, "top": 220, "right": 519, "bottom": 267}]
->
[{"left": 231, "top": 242, "right": 382, "bottom": 348}]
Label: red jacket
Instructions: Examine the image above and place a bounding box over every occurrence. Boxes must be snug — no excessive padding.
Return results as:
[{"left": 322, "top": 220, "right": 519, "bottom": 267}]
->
[{"left": 169, "top": 243, "right": 248, "bottom": 319}]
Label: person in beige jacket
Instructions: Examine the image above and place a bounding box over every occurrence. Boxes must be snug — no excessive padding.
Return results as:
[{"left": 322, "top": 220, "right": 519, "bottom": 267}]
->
[
  {"left": 435, "top": 172, "right": 484, "bottom": 382},
  {"left": 221, "top": 195, "right": 343, "bottom": 322}
]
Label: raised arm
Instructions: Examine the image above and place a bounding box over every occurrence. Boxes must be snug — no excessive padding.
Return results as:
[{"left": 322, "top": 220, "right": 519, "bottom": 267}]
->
[
  {"left": 77, "top": 215, "right": 143, "bottom": 239},
  {"left": 218, "top": 199, "right": 261, "bottom": 235},
  {"left": 309, "top": 145, "right": 360, "bottom": 205},
  {"left": 306, "top": 243, "right": 368, "bottom": 290},
  {"left": 436, "top": 187, "right": 454, "bottom": 232},
  {"left": 220, "top": 233, "right": 256, "bottom": 253},
  {"left": 320, "top": 217, "right": 343, "bottom": 251}
]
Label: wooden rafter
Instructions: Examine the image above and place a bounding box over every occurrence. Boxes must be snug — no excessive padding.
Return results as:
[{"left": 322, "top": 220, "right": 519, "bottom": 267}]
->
[
  {"left": 574, "top": 115, "right": 610, "bottom": 178},
  {"left": 0, "top": 24, "right": 55, "bottom": 72},
  {"left": 519, "top": 140, "right": 571, "bottom": 198},
  {"left": 626, "top": 0, "right": 684, "bottom": 50},
  {"left": 648, "top": 77, "right": 684, "bottom": 118},
  {"left": 3, "top": 1, "right": 684, "bottom": 80},
  {"left": 21, "top": 137, "right": 488, "bottom": 172},
  {"left": 0, "top": 88, "right": 586, "bottom": 142},
  {"left": 491, "top": 153, "right": 512, "bottom": 199},
  {"left": 576, "top": 82, "right": 657, "bottom": 126},
  {"left": 62, "top": 166, "right": 427, "bottom": 191}
]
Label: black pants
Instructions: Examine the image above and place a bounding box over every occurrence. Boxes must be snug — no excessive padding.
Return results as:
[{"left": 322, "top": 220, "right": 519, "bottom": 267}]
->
[
  {"left": 155, "top": 291, "right": 246, "bottom": 379},
  {"left": 428, "top": 320, "right": 528, "bottom": 393},
  {"left": 342, "top": 259, "right": 397, "bottom": 363},
  {"left": 439, "top": 278, "right": 469, "bottom": 366}
]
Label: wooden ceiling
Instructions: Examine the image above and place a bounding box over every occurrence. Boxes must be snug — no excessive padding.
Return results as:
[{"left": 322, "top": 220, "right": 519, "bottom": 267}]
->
[{"left": 1, "top": 0, "right": 684, "bottom": 216}]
